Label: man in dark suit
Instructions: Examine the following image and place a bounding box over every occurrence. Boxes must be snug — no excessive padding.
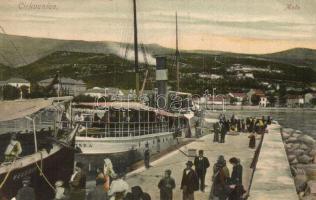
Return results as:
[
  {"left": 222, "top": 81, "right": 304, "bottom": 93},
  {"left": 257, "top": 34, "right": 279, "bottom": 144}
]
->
[
  {"left": 194, "top": 150, "right": 210, "bottom": 192},
  {"left": 69, "top": 162, "right": 86, "bottom": 200},
  {"left": 181, "top": 161, "right": 199, "bottom": 200}
]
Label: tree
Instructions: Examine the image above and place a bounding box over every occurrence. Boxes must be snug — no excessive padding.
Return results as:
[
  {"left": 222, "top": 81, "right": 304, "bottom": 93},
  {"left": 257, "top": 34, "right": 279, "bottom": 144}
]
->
[
  {"left": 242, "top": 97, "right": 248, "bottom": 105},
  {"left": 230, "top": 97, "right": 237, "bottom": 105},
  {"left": 278, "top": 84, "right": 287, "bottom": 106},
  {"left": 311, "top": 98, "right": 316, "bottom": 106},
  {"left": 2, "top": 85, "right": 20, "bottom": 100},
  {"left": 251, "top": 94, "right": 260, "bottom": 105},
  {"left": 267, "top": 94, "right": 276, "bottom": 107}
]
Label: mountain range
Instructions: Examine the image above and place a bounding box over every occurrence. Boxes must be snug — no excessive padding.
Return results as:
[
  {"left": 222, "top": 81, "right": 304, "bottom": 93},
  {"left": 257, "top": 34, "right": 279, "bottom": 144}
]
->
[{"left": 1, "top": 33, "right": 316, "bottom": 70}]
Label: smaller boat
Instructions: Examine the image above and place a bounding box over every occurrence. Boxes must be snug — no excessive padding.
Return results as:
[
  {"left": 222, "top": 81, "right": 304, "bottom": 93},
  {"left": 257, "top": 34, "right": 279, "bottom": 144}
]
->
[{"left": 0, "top": 97, "right": 78, "bottom": 200}]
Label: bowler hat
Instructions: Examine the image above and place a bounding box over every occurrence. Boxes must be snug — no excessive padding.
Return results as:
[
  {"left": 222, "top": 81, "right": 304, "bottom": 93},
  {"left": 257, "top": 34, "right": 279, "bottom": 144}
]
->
[{"left": 186, "top": 161, "right": 193, "bottom": 166}]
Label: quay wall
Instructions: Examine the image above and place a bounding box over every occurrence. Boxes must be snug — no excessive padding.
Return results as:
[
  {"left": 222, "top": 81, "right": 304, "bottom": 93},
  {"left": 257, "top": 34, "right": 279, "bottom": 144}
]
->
[{"left": 248, "top": 124, "right": 298, "bottom": 200}]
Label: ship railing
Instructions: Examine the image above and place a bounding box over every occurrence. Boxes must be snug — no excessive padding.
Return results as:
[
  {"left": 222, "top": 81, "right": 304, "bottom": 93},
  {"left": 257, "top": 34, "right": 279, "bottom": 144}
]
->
[{"left": 75, "top": 121, "right": 179, "bottom": 138}]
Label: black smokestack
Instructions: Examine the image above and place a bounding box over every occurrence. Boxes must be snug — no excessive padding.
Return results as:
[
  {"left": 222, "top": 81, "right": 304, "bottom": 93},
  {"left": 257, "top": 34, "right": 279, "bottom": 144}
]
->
[{"left": 156, "top": 56, "right": 168, "bottom": 109}]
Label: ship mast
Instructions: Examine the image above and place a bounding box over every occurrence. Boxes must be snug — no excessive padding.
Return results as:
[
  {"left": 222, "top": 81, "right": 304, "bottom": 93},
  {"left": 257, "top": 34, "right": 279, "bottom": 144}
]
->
[
  {"left": 133, "top": 0, "right": 140, "bottom": 97},
  {"left": 175, "top": 12, "right": 180, "bottom": 92}
]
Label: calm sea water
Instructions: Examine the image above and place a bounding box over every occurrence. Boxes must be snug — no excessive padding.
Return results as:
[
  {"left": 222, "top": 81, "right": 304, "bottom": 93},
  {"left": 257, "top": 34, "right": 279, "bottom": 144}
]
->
[{"left": 206, "top": 110, "right": 316, "bottom": 138}]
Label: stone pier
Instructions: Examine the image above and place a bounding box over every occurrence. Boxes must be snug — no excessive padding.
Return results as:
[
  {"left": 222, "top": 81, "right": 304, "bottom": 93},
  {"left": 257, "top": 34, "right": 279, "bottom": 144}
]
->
[
  {"left": 248, "top": 124, "right": 298, "bottom": 200},
  {"left": 125, "top": 133, "right": 256, "bottom": 199}
]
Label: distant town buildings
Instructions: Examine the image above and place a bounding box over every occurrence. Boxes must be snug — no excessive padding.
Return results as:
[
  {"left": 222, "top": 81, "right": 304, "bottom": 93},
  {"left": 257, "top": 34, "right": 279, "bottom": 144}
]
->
[
  {"left": 83, "top": 87, "right": 124, "bottom": 100},
  {"left": 228, "top": 92, "right": 247, "bottom": 105},
  {"left": 198, "top": 73, "right": 223, "bottom": 80},
  {"left": 39, "top": 77, "right": 86, "bottom": 96},
  {"left": 1, "top": 77, "right": 31, "bottom": 94},
  {"left": 286, "top": 95, "right": 305, "bottom": 107},
  {"left": 6, "top": 77, "right": 31, "bottom": 94}
]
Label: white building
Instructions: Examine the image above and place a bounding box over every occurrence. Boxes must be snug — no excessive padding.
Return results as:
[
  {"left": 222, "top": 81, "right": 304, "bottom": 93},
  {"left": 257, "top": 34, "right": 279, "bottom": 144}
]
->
[
  {"left": 84, "top": 87, "right": 124, "bottom": 100},
  {"left": 287, "top": 95, "right": 305, "bottom": 107},
  {"left": 304, "top": 93, "right": 316, "bottom": 104},
  {"left": 39, "top": 77, "right": 86, "bottom": 96},
  {"left": 245, "top": 73, "right": 254, "bottom": 79},
  {"left": 6, "top": 78, "right": 31, "bottom": 93},
  {"left": 198, "top": 73, "right": 223, "bottom": 80},
  {"left": 259, "top": 96, "right": 268, "bottom": 107},
  {"left": 228, "top": 93, "right": 247, "bottom": 105}
]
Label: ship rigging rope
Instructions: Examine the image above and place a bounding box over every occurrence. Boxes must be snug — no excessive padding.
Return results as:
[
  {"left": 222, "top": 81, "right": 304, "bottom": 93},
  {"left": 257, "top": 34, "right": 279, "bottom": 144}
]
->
[
  {"left": 0, "top": 159, "right": 16, "bottom": 189},
  {"left": 35, "top": 151, "right": 56, "bottom": 192}
]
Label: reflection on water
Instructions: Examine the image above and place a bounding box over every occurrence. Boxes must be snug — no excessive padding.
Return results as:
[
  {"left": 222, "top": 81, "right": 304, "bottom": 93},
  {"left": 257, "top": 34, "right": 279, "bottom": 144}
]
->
[{"left": 206, "top": 110, "right": 316, "bottom": 138}]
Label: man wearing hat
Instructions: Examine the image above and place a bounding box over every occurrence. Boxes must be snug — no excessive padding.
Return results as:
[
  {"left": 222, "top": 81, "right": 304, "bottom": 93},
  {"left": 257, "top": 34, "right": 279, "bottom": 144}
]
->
[
  {"left": 144, "top": 143, "right": 150, "bottom": 169},
  {"left": 210, "top": 155, "right": 230, "bottom": 200},
  {"left": 4, "top": 133, "right": 22, "bottom": 162},
  {"left": 69, "top": 162, "right": 86, "bottom": 200},
  {"left": 194, "top": 150, "right": 210, "bottom": 192},
  {"left": 16, "top": 177, "right": 35, "bottom": 200},
  {"left": 181, "top": 161, "right": 199, "bottom": 200},
  {"left": 158, "top": 169, "right": 176, "bottom": 200}
]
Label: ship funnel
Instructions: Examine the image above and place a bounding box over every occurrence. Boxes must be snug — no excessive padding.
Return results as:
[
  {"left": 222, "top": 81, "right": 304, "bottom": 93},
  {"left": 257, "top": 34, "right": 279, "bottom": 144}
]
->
[{"left": 155, "top": 56, "right": 168, "bottom": 109}]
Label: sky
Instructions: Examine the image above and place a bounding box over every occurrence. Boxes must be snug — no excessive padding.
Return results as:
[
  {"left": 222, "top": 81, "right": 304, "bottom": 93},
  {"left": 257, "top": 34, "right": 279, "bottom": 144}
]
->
[{"left": 0, "top": 0, "right": 316, "bottom": 54}]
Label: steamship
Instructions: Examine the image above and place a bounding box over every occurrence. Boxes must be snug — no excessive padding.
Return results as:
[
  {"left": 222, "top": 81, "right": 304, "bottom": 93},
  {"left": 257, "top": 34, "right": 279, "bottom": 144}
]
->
[
  {"left": 73, "top": 1, "right": 201, "bottom": 173},
  {"left": 0, "top": 97, "right": 78, "bottom": 199},
  {"left": 73, "top": 59, "right": 200, "bottom": 172}
]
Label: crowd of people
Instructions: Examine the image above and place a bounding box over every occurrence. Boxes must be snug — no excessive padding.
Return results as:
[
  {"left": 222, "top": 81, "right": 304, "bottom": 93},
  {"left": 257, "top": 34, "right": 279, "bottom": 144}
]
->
[{"left": 213, "top": 114, "right": 271, "bottom": 147}]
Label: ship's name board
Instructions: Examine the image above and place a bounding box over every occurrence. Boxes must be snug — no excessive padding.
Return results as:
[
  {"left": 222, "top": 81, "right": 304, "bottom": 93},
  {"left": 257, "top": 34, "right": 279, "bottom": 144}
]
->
[{"left": 13, "top": 167, "right": 37, "bottom": 181}]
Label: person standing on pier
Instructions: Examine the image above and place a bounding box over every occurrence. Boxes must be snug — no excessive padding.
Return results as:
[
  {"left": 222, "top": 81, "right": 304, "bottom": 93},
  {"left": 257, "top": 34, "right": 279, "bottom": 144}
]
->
[
  {"left": 69, "top": 162, "right": 86, "bottom": 200},
  {"left": 248, "top": 133, "right": 256, "bottom": 149},
  {"left": 181, "top": 161, "right": 199, "bottom": 200},
  {"left": 220, "top": 120, "right": 228, "bottom": 143},
  {"left": 213, "top": 122, "right": 220, "bottom": 142},
  {"left": 158, "top": 169, "right": 176, "bottom": 200},
  {"left": 194, "top": 150, "right": 210, "bottom": 192},
  {"left": 228, "top": 157, "right": 245, "bottom": 200},
  {"left": 15, "top": 177, "right": 35, "bottom": 200},
  {"left": 210, "top": 155, "right": 230, "bottom": 200},
  {"left": 144, "top": 143, "right": 151, "bottom": 169}
]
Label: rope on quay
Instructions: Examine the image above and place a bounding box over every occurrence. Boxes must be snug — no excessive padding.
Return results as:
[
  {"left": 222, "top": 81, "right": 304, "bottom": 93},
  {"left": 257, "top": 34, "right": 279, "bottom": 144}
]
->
[
  {"left": 35, "top": 152, "right": 56, "bottom": 193},
  {"left": 0, "top": 159, "right": 16, "bottom": 189}
]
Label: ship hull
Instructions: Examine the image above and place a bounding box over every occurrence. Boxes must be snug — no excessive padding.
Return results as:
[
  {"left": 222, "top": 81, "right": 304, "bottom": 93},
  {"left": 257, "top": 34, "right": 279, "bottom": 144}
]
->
[
  {"left": 0, "top": 146, "right": 74, "bottom": 200},
  {"left": 75, "top": 132, "right": 177, "bottom": 175}
]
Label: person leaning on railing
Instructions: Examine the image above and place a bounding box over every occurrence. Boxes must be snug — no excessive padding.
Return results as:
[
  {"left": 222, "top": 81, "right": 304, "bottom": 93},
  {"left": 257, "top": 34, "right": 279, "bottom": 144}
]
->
[{"left": 4, "top": 133, "right": 22, "bottom": 162}]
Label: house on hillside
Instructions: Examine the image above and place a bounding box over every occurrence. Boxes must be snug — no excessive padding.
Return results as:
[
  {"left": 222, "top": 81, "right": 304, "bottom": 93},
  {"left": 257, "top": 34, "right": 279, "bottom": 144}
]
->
[
  {"left": 39, "top": 77, "right": 86, "bottom": 96},
  {"left": 206, "top": 95, "right": 227, "bottom": 105},
  {"left": 259, "top": 96, "right": 268, "bottom": 107},
  {"left": 228, "top": 92, "right": 247, "bottom": 105},
  {"left": 6, "top": 78, "right": 31, "bottom": 93},
  {"left": 286, "top": 95, "right": 304, "bottom": 107},
  {"left": 304, "top": 93, "right": 316, "bottom": 104}
]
